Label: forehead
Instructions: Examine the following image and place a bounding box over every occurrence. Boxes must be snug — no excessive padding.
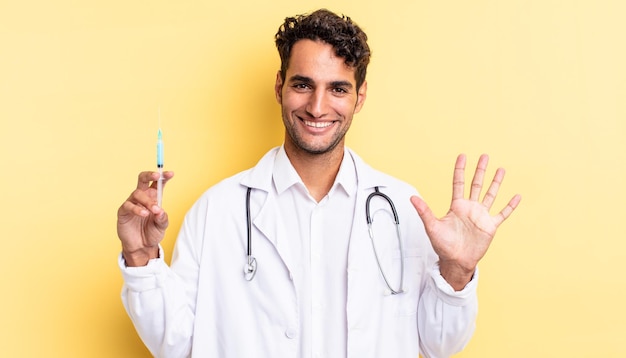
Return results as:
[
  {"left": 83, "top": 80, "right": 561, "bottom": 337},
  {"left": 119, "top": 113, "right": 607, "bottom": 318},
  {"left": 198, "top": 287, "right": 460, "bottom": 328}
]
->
[{"left": 286, "top": 39, "right": 357, "bottom": 84}]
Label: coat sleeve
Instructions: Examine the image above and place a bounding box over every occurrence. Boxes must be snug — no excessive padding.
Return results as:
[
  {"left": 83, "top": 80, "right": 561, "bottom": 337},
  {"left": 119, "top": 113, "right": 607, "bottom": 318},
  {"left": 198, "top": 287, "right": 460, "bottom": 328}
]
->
[
  {"left": 390, "top": 180, "right": 478, "bottom": 358},
  {"left": 120, "top": 252, "right": 194, "bottom": 358},
  {"left": 417, "top": 262, "right": 479, "bottom": 358},
  {"left": 120, "top": 195, "right": 210, "bottom": 358}
]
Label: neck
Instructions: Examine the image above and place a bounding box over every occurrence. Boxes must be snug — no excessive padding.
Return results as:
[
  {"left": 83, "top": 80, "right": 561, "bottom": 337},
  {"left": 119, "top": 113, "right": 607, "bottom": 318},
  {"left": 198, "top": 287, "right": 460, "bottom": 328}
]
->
[{"left": 284, "top": 143, "right": 345, "bottom": 202}]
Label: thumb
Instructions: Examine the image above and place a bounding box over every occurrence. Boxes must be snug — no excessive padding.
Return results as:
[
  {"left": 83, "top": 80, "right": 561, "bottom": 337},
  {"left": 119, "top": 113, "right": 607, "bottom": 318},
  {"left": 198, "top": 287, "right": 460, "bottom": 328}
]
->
[
  {"left": 154, "top": 211, "right": 170, "bottom": 231},
  {"left": 410, "top": 195, "right": 437, "bottom": 228}
]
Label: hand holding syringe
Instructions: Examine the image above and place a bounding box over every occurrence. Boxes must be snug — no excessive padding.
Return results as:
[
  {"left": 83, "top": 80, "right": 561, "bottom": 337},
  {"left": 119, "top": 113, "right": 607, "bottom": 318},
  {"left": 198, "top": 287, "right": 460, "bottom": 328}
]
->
[{"left": 115, "top": 120, "right": 174, "bottom": 267}]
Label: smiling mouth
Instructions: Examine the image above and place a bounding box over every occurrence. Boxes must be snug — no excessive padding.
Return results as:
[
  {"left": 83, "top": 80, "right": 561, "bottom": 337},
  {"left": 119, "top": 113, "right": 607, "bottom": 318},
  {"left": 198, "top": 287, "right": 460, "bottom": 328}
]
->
[{"left": 303, "top": 119, "right": 333, "bottom": 128}]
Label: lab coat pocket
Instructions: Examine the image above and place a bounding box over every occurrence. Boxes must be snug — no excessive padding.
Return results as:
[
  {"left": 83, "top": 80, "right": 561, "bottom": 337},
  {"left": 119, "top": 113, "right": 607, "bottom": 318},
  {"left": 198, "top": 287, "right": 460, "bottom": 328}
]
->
[{"left": 392, "top": 248, "right": 423, "bottom": 316}]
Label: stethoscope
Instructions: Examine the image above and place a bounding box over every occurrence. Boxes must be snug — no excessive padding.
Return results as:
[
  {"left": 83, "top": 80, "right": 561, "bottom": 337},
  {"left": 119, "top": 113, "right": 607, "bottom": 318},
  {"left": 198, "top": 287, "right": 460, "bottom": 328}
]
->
[{"left": 243, "top": 186, "right": 405, "bottom": 295}]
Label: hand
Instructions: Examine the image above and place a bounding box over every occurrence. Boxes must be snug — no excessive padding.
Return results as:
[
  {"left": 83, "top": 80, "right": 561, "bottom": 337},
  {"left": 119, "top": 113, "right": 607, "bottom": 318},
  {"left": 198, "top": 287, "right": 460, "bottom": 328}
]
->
[
  {"left": 117, "top": 171, "right": 175, "bottom": 267},
  {"left": 410, "top": 154, "right": 521, "bottom": 290}
]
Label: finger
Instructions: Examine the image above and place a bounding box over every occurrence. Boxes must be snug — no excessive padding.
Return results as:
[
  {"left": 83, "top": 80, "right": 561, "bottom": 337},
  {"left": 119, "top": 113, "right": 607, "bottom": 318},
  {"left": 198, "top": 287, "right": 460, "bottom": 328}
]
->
[
  {"left": 148, "top": 170, "right": 175, "bottom": 190},
  {"left": 154, "top": 210, "right": 170, "bottom": 230},
  {"left": 161, "top": 171, "right": 175, "bottom": 186},
  {"left": 410, "top": 195, "right": 438, "bottom": 231},
  {"left": 493, "top": 194, "right": 522, "bottom": 227},
  {"left": 452, "top": 154, "right": 467, "bottom": 202},
  {"left": 137, "top": 171, "right": 161, "bottom": 190},
  {"left": 149, "top": 172, "right": 174, "bottom": 190},
  {"left": 482, "top": 167, "right": 505, "bottom": 209},
  {"left": 469, "top": 154, "right": 489, "bottom": 201},
  {"left": 118, "top": 199, "right": 150, "bottom": 218},
  {"left": 128, "top": 188, "right": 162, "bottom": 215}
]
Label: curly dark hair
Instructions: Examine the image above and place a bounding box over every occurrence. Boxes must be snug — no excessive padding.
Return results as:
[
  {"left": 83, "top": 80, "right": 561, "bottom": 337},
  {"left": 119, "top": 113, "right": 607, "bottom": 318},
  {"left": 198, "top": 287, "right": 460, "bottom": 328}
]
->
[{"left": 275, "top": 9, "right": 371, "bottom": 90}]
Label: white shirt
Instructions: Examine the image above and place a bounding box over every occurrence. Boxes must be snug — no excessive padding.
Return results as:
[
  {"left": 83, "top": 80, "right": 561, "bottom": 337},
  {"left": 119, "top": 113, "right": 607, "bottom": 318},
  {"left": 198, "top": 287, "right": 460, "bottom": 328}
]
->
[{"left": 273, "top": 147, "right": 357, "bottom": 357}]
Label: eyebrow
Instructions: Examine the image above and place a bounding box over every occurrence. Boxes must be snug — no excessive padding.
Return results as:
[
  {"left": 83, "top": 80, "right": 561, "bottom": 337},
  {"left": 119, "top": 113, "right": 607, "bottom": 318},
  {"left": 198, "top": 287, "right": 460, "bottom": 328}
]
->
[{"left": 288, "top": 75, "right": 354, "bottom": 89}]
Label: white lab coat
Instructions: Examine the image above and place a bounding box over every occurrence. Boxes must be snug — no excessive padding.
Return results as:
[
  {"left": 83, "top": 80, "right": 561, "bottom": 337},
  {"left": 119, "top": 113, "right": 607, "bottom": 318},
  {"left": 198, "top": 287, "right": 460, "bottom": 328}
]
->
[{"left": 121, "top": 147, "right": 478, "bottom": 358}]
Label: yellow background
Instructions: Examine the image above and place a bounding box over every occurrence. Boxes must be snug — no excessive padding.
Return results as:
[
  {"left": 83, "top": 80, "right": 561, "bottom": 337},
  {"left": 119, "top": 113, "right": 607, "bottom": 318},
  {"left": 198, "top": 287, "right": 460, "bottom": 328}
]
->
[{"left": 1, "top": 0, "right": 624, "bottom": 357}]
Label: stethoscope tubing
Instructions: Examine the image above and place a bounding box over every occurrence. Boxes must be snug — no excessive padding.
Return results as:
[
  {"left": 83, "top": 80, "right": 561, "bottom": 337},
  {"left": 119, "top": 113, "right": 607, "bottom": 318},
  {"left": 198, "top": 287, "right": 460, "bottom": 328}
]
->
[
  {"left": 243, "top": 186, "right": 404, "bottom": 295},
  {"left": 244, "top": 187, "right": 257, "bottom": 281},
  {"left": 366, "top": 187, "right": 404, "bottom": 295}
]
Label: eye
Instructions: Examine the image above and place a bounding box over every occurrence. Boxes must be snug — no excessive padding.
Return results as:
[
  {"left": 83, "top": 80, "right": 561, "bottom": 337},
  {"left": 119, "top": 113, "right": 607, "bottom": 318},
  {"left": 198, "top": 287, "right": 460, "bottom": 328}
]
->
[
  {"left": 332, "top": 87, "right": 348, "bottom": 95},
  {"left": 292, "top": 83, "right": 312, "bottom": 91}
]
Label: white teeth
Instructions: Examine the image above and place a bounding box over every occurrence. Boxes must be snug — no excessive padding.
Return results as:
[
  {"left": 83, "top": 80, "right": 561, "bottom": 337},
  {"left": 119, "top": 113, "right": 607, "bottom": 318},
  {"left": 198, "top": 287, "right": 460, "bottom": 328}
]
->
[{"left": 304, "top": 120, "right": 332, "bottom": 128}]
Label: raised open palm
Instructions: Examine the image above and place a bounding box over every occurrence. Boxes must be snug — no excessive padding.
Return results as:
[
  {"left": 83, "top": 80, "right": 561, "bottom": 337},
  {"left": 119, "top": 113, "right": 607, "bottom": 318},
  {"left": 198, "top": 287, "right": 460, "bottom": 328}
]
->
[{"left": 410, "top": 154, "right": 521, "bottom": 289}]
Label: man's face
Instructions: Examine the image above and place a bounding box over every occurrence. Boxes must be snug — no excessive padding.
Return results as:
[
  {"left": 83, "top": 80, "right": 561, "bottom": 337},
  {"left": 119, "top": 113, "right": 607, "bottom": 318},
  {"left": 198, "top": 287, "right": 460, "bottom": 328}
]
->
[{"left": 275, "top": 39, "right": 367, "bottom": 156}]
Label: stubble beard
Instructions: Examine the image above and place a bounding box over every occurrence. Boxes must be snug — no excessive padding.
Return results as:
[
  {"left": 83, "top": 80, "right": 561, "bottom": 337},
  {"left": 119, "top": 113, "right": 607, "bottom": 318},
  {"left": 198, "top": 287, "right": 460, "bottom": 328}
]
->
[{"left": 283, "top": 114, "right": 348, "bottom": 156}]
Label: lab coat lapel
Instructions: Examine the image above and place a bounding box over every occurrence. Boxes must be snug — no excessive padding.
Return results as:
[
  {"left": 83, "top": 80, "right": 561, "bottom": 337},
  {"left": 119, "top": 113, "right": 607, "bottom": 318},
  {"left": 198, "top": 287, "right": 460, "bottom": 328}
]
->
[
  {"left": 239, "top": 147, "right": 295, "bottom": 276},
  {"left": 345, "top": 149, "right": 391, "bottom": 355},
  {"left": 346, "top": 148, "right": 391, "bottom": 271},
  {"left": 252, "top": 193, "right": 294, "bottom": 274}
]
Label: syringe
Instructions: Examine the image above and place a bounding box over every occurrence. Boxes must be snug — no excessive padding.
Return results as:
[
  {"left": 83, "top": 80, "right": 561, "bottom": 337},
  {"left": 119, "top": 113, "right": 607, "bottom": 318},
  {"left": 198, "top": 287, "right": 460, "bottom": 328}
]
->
[{"left": 157, "top": 128, "right": 164, "bottom": 207}]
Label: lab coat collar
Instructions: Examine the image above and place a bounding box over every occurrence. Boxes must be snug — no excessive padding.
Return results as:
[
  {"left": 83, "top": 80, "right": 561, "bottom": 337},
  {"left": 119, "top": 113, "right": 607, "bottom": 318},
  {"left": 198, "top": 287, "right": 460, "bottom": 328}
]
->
[
  {"left": 272, "top": 146, "right": 303, "bottom": 195},
  {"left": 347, "top": 148, "right": 393, "bottom": 192},
  {"left": 239, "top": 147, "right": 279, "bottom": 192}
]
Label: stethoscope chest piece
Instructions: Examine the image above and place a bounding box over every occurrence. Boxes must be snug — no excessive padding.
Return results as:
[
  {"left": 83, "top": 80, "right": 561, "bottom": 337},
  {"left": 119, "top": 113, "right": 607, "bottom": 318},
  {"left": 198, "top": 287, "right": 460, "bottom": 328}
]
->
[{"left": 244, "top": 256, "right": 257, "bottom": 281}]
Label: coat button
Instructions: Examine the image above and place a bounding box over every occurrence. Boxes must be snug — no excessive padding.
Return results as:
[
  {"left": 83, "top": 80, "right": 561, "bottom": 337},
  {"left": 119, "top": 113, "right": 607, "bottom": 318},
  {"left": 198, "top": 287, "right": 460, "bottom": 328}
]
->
[{"left": 285, "top": 327, "right": 297, "bottom": 339}]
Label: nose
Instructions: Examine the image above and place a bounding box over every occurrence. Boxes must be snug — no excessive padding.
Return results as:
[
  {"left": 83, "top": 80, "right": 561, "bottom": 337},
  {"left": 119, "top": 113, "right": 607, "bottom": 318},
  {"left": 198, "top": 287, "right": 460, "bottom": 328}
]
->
[{"left": 305, "top": 89, "right": 328, "bottom": 118}]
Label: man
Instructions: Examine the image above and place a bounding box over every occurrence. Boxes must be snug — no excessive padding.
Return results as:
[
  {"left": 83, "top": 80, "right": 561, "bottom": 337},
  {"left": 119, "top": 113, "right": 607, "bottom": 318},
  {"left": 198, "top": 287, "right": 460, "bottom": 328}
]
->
[{"left": 117, "top": 9, "right": 521, "bottom": 358}]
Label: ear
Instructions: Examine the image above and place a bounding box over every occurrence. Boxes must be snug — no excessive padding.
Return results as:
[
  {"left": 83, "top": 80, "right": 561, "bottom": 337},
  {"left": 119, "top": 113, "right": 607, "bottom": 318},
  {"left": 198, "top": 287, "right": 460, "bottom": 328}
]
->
[
  {"left": 354, "top": 80, "right": 367, "bottom": 113},
  {"left": 274, "top": 70, "right": 283, "bottom": 104}
]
